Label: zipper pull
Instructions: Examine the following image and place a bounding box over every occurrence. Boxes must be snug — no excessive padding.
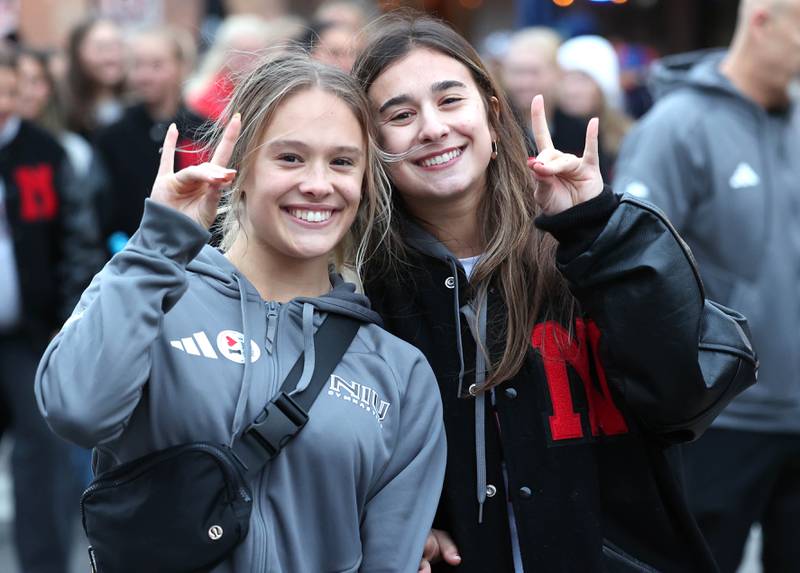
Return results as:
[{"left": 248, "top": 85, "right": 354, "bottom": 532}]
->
[{"left": 265, "top": 301, "right": 279, "bottom": 354}]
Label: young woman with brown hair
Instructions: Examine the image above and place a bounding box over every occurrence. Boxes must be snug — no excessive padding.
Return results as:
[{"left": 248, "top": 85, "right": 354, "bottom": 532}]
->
[
  {"left": 353, "top": 13, "right": 757, "bottom": 573},
  {"left": 63, "top": 18, "right": 127, "bottom": 138}
]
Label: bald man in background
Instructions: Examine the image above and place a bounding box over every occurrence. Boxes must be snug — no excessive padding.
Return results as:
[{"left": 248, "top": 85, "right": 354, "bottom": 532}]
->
[{"left": 614, "top": 1, "right": 800, "bottom": 570}]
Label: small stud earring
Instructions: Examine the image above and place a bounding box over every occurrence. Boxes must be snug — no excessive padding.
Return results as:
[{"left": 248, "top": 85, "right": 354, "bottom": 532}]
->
[{"left": 491, "top": 140, "right": 499, "bottom": 159}]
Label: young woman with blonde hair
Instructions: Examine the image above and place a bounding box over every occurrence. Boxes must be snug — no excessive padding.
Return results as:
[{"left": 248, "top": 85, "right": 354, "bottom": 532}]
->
[{"left": 36, "top": 52, "right": 445, "bottom": 572}]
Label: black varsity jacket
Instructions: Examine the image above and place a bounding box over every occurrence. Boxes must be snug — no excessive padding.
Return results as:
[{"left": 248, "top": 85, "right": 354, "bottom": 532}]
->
[
  {"left": 1, "top": 119, "right": 103, "bottom": 345},
  {"left": 364, "top": 189, "right": 757, "bottom": 573}
]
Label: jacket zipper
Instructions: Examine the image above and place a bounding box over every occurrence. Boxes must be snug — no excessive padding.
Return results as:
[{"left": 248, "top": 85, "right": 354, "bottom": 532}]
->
[
  {"left": 252, "top": 300, "right": 280, "bottom": 571},
  {"left": 265, "top": 301, "right": 279, "bottom": 354},
  {"left": 251, "top": 468, "right": 269, "bottom": 572}
]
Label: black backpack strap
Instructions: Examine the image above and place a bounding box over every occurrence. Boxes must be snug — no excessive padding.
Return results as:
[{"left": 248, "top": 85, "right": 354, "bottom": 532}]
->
[{"left": 232, "top": 315, "right": 361, "bottom": 477}]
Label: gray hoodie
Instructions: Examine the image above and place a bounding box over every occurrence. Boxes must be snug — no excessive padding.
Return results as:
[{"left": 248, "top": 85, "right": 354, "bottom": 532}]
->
[
  {"left": 35, "top": 199, "right": 446, "bottom": 573},
  {"left": 614, "top": 50, "right": 800, "bottom": 432}
]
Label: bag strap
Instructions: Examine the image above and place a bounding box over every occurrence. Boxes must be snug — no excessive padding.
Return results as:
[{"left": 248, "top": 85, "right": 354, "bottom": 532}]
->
[{"left": 232, "top": 314, "right": 361, "bottom": 477}]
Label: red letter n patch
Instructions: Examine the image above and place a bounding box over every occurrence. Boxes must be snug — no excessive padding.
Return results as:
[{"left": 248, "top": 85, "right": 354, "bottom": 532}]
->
[
  {"left": 531, "top": 320, "right": 628, "bottom": 442},
  {"left": 15, "top": 164, "right": 58, "bottom": 222}
]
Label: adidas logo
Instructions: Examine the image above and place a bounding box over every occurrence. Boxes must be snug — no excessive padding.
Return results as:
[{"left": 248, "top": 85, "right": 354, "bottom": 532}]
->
[
  {"left": 623, "top": 181, "right": 650, "bottom": 198},
  {"left": 170, "top": 331, "right": 218, "bottom": 358},
  {"left": 729, "top": 162, "right": 760, "bottom": 189},
  {"left": 169, "top": 330, "right": 261, "bottom": 363}
]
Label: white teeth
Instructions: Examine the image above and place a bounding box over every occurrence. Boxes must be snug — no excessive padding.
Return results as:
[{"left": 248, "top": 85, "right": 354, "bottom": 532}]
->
[
  {"left": 289, "top": 209, "right": 333, "bottom": 222},
  {"left": 420, "top": 148, "right": 462, "bottom": 167}
]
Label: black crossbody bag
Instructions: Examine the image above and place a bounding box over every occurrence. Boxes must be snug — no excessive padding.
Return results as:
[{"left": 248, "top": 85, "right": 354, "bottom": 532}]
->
[{"left": 81, "top": 315, "right": 361, "bottom": 573}]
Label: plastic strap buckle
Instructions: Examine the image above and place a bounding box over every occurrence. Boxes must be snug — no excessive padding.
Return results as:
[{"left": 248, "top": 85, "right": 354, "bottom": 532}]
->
[{"left": 244, "top": 392, "right": 309, "bottom": 460}]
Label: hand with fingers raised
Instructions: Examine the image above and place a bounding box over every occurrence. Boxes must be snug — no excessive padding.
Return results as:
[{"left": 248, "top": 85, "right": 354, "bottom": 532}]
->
[
  {"left": 527, "top": 95, "right": 604, "bottom": 216},
  {"left": 150, "top": 113, "right": 242, "bottom": 229}
]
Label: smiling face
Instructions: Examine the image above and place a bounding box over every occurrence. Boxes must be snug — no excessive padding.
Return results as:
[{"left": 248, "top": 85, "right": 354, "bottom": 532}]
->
[
  {"left": 368, "top": 48, "right": 496, "bottom": 212},
  {"left": 240, "top": 87, "right": 365, "bottom": 265}
]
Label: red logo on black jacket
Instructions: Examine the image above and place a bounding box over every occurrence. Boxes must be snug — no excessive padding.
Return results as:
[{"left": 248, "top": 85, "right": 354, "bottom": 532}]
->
[
  {"left": 14, "top": 164, "right": 58, "bottom": 222},
  {"left": 532, "top": 319, "right": 629, "bottom": 441}
]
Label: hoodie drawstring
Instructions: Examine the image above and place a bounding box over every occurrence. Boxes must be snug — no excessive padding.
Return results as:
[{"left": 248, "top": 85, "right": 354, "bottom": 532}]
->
[
  {"left": 447, "top": 256, "right": 490, "bottom": 523},
  {"left": 290, "top": 302, "right": 317, "bottom": 395},
  {"left": 405, "top": 222, "right": 492, "bottom": 524},
  {"left": 229, "top": 274, "right": 253, "bottom": 445},
  {"left": 447, "top": 257, "right": 466, "bottom": 398},
  {"left": 462, "top": 292, "right": 489, "bottom": 524}
]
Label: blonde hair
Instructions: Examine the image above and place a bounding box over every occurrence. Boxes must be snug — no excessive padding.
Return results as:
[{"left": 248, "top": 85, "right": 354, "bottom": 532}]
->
[
  {"left": 353, "top": 12, "right": 576, "bottom": 390},
  {"left": 205, "top": 52, "right": 391, "bottom": 278}
]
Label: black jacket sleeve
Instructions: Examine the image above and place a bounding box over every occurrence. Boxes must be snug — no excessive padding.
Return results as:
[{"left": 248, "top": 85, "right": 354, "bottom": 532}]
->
[
  {"left": 537, "top": 191, "right": 757, "bottom": 443},
  {"left": 56, "top": 157, "right": 106, "bottom": 321}
]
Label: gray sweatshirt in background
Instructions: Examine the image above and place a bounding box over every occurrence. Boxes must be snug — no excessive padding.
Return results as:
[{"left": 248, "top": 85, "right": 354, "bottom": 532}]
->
[{"left": 614, "top": 50, "right": 800, "bottom": 433}]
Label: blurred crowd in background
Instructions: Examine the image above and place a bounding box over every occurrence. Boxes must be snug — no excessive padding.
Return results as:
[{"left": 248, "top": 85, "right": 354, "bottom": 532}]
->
[
  {"left": 0, "top": 0, "right": 702, "bottom": 264},
  {"left": 0, "top": 1, "right": 795, "bottom": 572}
]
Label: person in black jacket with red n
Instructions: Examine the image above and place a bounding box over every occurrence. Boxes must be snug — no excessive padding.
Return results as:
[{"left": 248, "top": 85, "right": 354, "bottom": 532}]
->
[
  {"left": 0, "top": 46, "right": 103, "bottom": 573},
  {"left": 353, "top": 13, "right": 757, "bottom": 573}
]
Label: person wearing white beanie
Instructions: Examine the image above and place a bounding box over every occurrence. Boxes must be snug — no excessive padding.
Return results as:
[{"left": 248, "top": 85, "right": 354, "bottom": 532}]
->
[
  {"left": 557, "top": 34, "right": 624, "bottom": 112},
  {"left": 557, "top": 34, "right": 632, "bottom": 176}
]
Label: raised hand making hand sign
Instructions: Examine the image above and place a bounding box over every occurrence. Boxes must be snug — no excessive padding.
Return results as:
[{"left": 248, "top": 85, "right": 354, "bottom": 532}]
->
[
  {"left": 150, "top": 113, "right": 242, "bottom": 228},
  {"left": 527, "top": 94, "right": 604, "bottom": 215}
]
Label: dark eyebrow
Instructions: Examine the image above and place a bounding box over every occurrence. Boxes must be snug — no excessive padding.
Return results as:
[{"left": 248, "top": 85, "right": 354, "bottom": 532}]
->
[
  {"left": 378, "top": 80, "right": 468, "bottom": 114},
  {"left": 378, "top": 94, "right": 412, "bottom": 114},
  {"left": 265, "top": 139, "right": 363, "bottom": 157},
  {"left": 432, "top": 80, "right": 467, "bottom": 93}
]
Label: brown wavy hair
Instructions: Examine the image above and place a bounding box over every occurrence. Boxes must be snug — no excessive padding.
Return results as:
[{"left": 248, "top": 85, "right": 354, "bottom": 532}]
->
[{"left": 353, "top": 12, "right": 575, "bottom": 390}]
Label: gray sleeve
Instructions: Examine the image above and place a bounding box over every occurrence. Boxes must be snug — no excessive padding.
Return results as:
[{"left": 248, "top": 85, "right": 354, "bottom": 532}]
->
[
  {"left": 35, "top": 200, "right": 210, "bottom": 448},
  {"left": 359, "top": 353, "right": 446, "bottom": 573},
  {"left": 613, "top": 102, "right": 708, "bottom": 229}
]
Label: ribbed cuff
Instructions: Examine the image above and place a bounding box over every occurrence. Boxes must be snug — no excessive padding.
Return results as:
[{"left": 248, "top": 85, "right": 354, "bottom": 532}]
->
[
  {"left": 130, "top": 199, "right": 211, "bottom": 265},
  {"left": 535, "top": 186, "right": 619, "bottom": 263}
]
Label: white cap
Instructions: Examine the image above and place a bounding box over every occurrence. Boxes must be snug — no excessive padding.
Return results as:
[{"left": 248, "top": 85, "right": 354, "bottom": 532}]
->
[{"left": 557, "top": 35, "right": 623, "bottom": 110}]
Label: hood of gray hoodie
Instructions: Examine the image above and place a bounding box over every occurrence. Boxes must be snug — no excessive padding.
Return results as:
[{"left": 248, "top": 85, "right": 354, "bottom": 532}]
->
[
  {"left": 648, "top": 49, "right": 739, "bottom": 102},
  {"left": 188, "top": 245, "right": 382, "bottom": 325}
]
